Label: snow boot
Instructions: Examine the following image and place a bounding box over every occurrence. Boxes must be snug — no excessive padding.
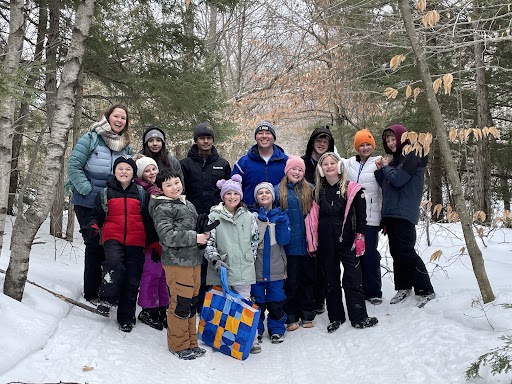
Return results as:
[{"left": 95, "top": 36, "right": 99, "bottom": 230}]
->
[
  {"left": 138, "top": 308, "right": 164, "bottom": 331},
  {"left": 367, "top": 297, "right": 383, "bottom": 305},
  {"left": 190, "top": 347, "right": 206, "bottom": 357},
  {"left": 170, "top": 348, "right": 196, "bottom": 360},
  {"left": 250, "top": 342, "right": 262, "bottom": 354},
  {"left": 157, "top": 306, "right": 168, "bottom": 328},
  {"left": 97, "top": 301, "right": 111, "bottom": 317},
  {"left": 270, "top": 334, "right": 285, "bottom": 344},
  {"left": 119, "top": 323, "right": 134, "bottom": 333},
  {"left": 390, "top": 289, "right": 412, "bottom": 304},
  {"left": 327, "top": 320, "right": 343, "bottom": 333},
  {"left": 416, "top": 293, "right": 436, "bottom": 308},
  {"left": 352, "top": 316, "right": 378, "bottom": 329}
]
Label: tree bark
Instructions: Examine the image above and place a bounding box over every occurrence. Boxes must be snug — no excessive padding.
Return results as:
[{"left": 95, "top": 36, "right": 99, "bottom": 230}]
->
[
  {"left": 472, "top": 25, "right": 492, "bottom": 223},
  {"left": 429, "top": 135, "right": 443, "bottom": 221},
  {"left": 48, "top": 0, "right": 63, "bottom": 237},
  {"left": 4, "top": 0, "right": 96, "bottom": 301},
  {"left": 0, "top": 0, "right": 26, "bottom": 255},
  {"left": 397, "top": 0, "right": 495, "bottom": 303}
]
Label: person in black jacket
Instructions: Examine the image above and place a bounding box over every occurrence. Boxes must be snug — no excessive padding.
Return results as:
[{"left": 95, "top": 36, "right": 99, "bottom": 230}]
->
[
  {"left": 375, "top": 124, "right": 435, "bottom": 308},
  {"left": 180, "top": 122, "right": 231, "bottom": 311},
  {"left": 302, "top": 125, "right": 335, "bottom": 315}
]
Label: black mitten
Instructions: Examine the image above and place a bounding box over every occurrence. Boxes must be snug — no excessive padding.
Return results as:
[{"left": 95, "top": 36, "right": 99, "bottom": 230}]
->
[
  {"left": 195, "top": 213, "right": 209, "bottom": 233},
  {"left": 203, "top": 219, "right": 220, "bottom": 233},
  {"left": 151, "top": 248, "right": 161, "bottom": 263}
]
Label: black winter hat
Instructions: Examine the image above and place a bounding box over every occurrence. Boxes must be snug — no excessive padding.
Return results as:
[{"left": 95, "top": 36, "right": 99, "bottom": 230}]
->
[
  {"left": 113, "top": 155, "right": 137, "bottom": 177},
  {"left": 193, "top": 122, "right": 215, "bottom": 141},
  {"left": 254, "top": 121, "right": 276, "bottom": 140}
]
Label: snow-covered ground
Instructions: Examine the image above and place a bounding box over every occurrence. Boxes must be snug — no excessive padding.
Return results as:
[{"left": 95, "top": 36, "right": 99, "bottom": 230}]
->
[{"left": 0, "top": 215, "right": 511, "bottom": 384}]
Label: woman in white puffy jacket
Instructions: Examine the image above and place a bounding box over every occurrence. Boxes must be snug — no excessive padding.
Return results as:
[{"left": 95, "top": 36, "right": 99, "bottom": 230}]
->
[{"left": 342, "top": 129, "right": 383, "bottom": 305}]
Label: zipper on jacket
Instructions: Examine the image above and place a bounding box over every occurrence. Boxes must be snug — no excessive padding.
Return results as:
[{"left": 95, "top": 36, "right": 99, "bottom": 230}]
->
[{"left": 123, "top": 193, "right": 127, "bottom": 244}]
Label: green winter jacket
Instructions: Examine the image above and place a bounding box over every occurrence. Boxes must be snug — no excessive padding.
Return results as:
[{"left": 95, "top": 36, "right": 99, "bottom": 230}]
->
[
  {"left": 204, "top": 203, "right": 258, "bottom": 287},
  {"left": 148, "top": 195, "right": 203, "bottom": 267}
]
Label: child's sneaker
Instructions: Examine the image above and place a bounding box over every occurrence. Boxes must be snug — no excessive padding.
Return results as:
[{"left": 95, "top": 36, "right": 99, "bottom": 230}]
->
[
  {"left": 170, "top": 348, "right": 196, "bottom": 360},
  {"left": 352, "top": 316, "right": 378, "bottom": 329},
  {"left": 270, "top": 334, "right": 284, "bottom": 344},
  {"left": 390, "top": 289, "right": 411, "bottom": 304},
  {"left": 97, "top": 301, "right": 111, "bottom": 317},
  {"left": 257, "top": 334, "right": 263, "bottom": 342},
  {"left": 300, "top": 320, "right": 314, "bottom": 328},
  {"left": 119, "top": 323, "right": 134, "bottom": 332},
  {"left": 415, "top": 292, "right": 436, "bottom": 308},
  {"left": 286, "top": 322, "right": 300, "bottom": 331},
  {"left": 138, "top": 309, "right": 164, "bottom": 331},
  {"left": 250, "top": 342, "right": 262, "bottom": 354},
  {"left": 190, "top": 347, "right": 206, "bottom": 357},
  {"left": 327, "top": 320, "right": 343, "bottom": 333}
]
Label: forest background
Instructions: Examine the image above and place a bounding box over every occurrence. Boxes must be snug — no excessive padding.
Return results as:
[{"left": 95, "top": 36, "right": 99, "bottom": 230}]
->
[{"left": 0, "top": 0, "right": 511, "bottom": 334}]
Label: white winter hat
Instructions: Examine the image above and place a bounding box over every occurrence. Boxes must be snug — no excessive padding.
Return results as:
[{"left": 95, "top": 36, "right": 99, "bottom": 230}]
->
[{"left": 135, "top": 156, "right": 158, "bottom": 179}]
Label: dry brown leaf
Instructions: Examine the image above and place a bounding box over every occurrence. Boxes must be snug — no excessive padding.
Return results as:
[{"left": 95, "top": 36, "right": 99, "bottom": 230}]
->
[
  {"left": 464, "top": 128, "right": 472, "bottom": 142},
  {"left": 433, "top": 78, "right": 443, "bottom": 94},
  {"left": 489, "top": 126, "right": 501, "bottom": 139},
  {"left": 402, "top": 144, "right": 413, "bottom": 155},
  {"left": 423, "top": 141, "right": 431, "bottom": 155},
  {"left": 415, "top": 0, "right": 427, "bottom": 12},
  {"left": 420, "top": 200, "right": 431, "bottom": 207},
  {"left": 482, "top": 126, "right": 490, "bottom": 137},
  {"left": 443, "top": 73, "right": 453, "bottom": 95},
  {"left": 505, "top": 210, "right": 511, "bottom": 219},
  {"left": 414, "top": 142, "right": 423, "bottom": 156},
  {"left": 406, "top": 85, "right": 412, "bottom": 99},
  {"left": 408, "top": 132, "right": 418, "bottom": 143},
  {"left": 459, "top": 246, "right": 465, "bottom": 255},
  {"left": 433, "top": 204, "right": 443, "bottom": 218},
  {"left": 477, "top": 227, "right": 484, "bottom": 237},
  {"left": 422, "top": 10, "right": 440, "bottom": 26},
  {"left": 390, "top": 54, "right": 406, "bottom": 70},
  {"left": 430, "top": 250, "right": 443, "bottom": 262},
  {"left": 83, "top": 366, "right": 94, "bottom": 372},
  {"left": 449, "top": 128, "right": 457, "bottom": 142},
  {"left": 185, "top": 0, "right": 191, "bottom": 9},
  {"left": 413, "top": 87, "right": 421, "bottom": 102},
  {"left": 384, "top": 87, "right": 399, "bottom": 99},
  {"left": 401, "top": 131, "right": 409, "bottom": 143}
]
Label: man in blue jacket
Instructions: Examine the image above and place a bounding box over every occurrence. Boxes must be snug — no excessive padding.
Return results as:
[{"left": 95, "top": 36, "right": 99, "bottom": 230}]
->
[
  {"left": 232, "top": 122, "right": 288, "bottom": 206},
  {"left": 375, "top": 124, "right": 435, "bottom": 308}
]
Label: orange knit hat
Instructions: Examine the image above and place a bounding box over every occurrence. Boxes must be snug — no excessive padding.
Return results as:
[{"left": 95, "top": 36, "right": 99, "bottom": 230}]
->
[{"left": 354, "top": 129, "right": 376, "bottom": 151}]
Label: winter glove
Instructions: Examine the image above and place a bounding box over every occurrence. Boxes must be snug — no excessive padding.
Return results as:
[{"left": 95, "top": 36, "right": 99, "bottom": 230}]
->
[
  {"left": 275, "top": 209, "right": 288, "bottom": 224},
  {"left": 195, "top": 213, "right": 209, "bottom": 233},
  {"left": 81, "top": 223, "right": 99, "bottom": 240},
  {"left": 151, "top": 248, "right": 161, "bottom": 263},
  {"left": 352, "top": 233, "right": 365, "bottom": 257},
  {"left": 202, "top": 219, "right": 220, "bottom": 233},
  {"left": 257, "top": 207, "right": 268, "bottom": 222},
  {"left": 213, "top": 259, "right": 229, "bottom": 273}
]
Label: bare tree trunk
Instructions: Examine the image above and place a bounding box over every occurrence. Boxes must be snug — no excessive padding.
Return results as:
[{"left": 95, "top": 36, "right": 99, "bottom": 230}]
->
[
  {"left": 7, "top": 3, "right": 48, "bottom": 216},
  {"left": 398, "top": 0, "right": 495, "bottom": 303},
  {"left": 429, "top": 136, "right": 443, "bottom": 221},
  {"left": 4, "top": 0, "right": 96, "bottom": 301},
  {"left": 48, "top": 0, "right": 64, "bottom": 237},
  {"left": 0, "top": 1, "right": 26, "bottom": 255},
  {"left": 472, "top": 25, "right": 492, "bottom": 223},
  {"left": 66, "top": 66, "right": 85, "bottom": 241}
]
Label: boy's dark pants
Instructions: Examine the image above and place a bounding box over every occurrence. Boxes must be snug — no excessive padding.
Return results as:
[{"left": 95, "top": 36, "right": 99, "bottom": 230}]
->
[
  {"left": 360, "top": 225, "right": 382, "bottom": 299},
  {"left": 75, "top": 205, "right": 105, "bottom": 301},
  {"left": 385, "top": 218, "right": 434, "bottom": 295},
  {"left": 99, "top": 240, "right": 145, "bottom": 325}
]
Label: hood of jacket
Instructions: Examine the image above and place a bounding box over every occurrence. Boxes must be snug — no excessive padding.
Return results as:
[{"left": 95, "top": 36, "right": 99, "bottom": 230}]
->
[
  {"left": 186, "top": 144, "right": 220, "bottom": 164},
  {"left": 382, "top": 124, "right": 410, "bottom": 155},
  {"left": 304, "top": 126, "right": 335, "bottom": 158}
]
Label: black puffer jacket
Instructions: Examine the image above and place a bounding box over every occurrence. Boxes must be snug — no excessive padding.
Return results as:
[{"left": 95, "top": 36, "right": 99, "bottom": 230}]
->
[
  {"left": 180, "top": 145, "right": 231, "bottom": 215},
  {"left": 302, "top": 126, "right": 335, "bottom": 184}
]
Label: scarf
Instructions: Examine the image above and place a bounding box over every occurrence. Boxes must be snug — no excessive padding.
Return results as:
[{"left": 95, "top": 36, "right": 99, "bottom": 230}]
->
[{"left": 92, "top": 116, "right": 130, "bottom": 152}]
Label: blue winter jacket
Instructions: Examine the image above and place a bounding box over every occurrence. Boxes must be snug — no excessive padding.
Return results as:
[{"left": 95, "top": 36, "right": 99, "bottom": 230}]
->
[
  {"left": 232, "top": 144, "right": 288, "bottom": 206},
  {"left": 252, "top": 206, "right": 290, "bottom": 282},
  {"left": 275, "top": 182, "right": 307, "bottom": 256},
  {"left": 67, "top": 131, "right": 132, "bottom": 208},
  {"left": 375, "top": 151, "right": 428, "bottom": 225}
]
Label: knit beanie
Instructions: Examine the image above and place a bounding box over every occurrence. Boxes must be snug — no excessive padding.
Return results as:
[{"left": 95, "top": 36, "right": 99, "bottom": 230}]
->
[
  {"left": 113, "top": 155, "right": 137, "bottom": 176},
  {"left": 254, "top": 182, "right": 275, "bottom": 202},
  {"left": 217, "top": 174, "right": 243, "bottom": 201},
  {"left": 284, "top": 155, "right": 306, "bottom": 175},
  {"left": 354, "top": 129, "right": 376, "bottom": 151},
  {"left": 254, "top": 121, "right": 276, "bottom": 140},
  {"left": 135, "top": 156, "right": 158, "bottom": 179},
  {"left": 193, "top": 122, "right": 215, "bottom": 141},
  {"left": 143, "top": 126, "right": 166, "bottom": 145}
]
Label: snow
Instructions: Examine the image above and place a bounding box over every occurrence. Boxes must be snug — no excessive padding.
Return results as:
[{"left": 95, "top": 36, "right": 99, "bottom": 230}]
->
[{"left": 1, "top": 215, "right": 511, "bottom": 384}]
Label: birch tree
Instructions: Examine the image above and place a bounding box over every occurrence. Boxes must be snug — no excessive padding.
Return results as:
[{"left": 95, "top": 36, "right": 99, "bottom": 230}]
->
[
  {"left": 0, "top": 0, "right": 26, "bottom": 257},
  {"left": 4, "top": 0, "right": 96, "bottom": 301}
]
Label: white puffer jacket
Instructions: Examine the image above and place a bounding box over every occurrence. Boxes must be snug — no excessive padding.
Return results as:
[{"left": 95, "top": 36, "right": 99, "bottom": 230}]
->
[{"left": 342, "top": 156, "right": 382, "bottom": 226}]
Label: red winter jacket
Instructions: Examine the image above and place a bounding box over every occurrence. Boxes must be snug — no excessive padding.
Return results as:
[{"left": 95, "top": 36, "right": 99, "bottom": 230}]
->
[{"left": 90, "top": 176, "right": 149, "bottom": 247}]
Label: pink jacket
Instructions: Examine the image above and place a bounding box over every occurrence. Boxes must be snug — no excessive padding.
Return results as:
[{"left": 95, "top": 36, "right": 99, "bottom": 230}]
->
[{"left": 305, "top": 181, "right": 363, "bottom": 254}]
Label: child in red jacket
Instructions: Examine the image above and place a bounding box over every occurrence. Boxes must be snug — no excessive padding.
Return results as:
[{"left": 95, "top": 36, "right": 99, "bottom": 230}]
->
[{"left": 86, "top": 156, "right": 152, "bottom": 332}]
